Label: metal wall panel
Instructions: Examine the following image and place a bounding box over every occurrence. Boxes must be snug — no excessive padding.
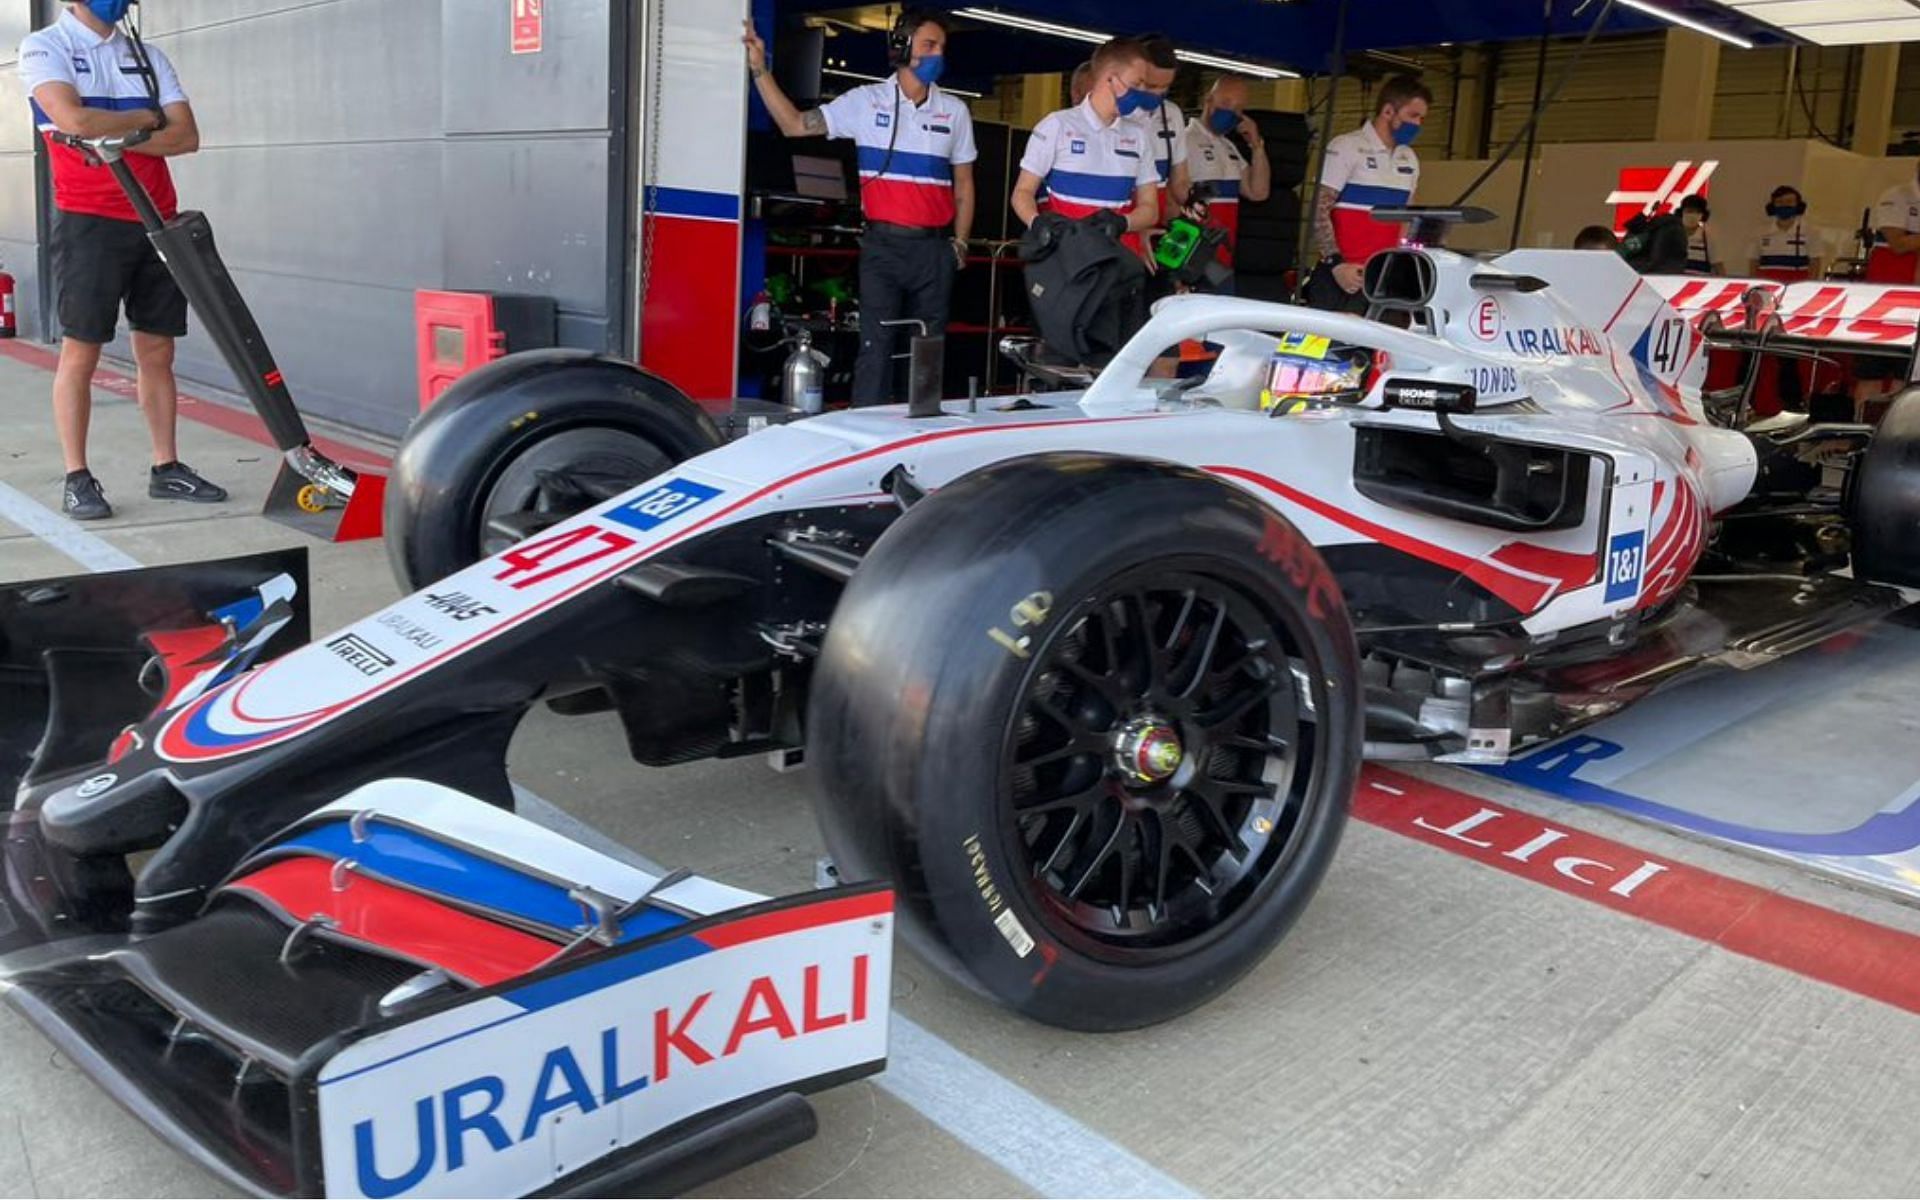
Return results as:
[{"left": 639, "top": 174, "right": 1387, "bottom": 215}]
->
[
  {"left": 442, "top": 0, "right": 619, "bottom": 358},
  {"left": 0, "top": 0, "right": 43, "bottom": 339},
  {"left": 3, "top": 0, "right": 623, "bottom": 438}
]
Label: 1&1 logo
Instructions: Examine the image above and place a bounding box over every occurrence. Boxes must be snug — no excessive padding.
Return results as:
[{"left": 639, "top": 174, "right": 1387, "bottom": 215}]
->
[{"left": 603, "top": 478, "right": 723, "bottom": 533}]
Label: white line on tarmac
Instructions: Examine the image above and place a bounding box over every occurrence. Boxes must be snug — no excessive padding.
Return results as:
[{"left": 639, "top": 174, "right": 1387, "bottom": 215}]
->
[
  {"left": 0, "top": 480, "right": 141, "bottom": 572},
  {"left": 17, "top": 494, "right": 1200, "bottom": 1200}
]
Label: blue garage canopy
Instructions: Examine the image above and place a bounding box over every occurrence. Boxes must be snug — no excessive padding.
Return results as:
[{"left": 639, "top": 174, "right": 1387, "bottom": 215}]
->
[{"left": 780, "top": 0, "right": 1781, "bottom": 89}]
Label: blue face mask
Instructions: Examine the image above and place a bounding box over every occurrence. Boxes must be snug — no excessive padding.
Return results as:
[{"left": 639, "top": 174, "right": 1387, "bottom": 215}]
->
[
  {"left": 910, "top": 54, "right": 944, "bottom": 86},
  {"left": 1768, "top": 203, "right": 1806, "bottom": 220},
  {"left": 1115, "top": 86, "right": 1155, "bottom": 118},
  {"left": 1392, "top": 119, "right": 1422, "bottom": 147},
  {"left": 1208, "top": 108, "right": 1238, "bottom": 136},
  {"left": 86, "top": 0, "right": 133, "bottom": 24}
]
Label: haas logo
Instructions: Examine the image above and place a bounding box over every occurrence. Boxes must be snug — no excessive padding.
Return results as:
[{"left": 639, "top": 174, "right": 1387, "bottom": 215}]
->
[
  {"left": 1471, "top": 296, "right": 1502, "bottom": 342},
  {"left": 1607, "top": 160, "right": 1717, "bottom": 234}
]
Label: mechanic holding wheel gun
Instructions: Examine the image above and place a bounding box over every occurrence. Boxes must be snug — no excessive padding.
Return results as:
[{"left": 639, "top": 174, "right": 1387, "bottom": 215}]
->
[
  {"left": 1306, "top": 75, "right": 1430, "bottom": 313},
  {"left": 20, "top": 0, "right": 225, "bottom": 521},
  {"left": 744, "top": 9, "right": 976, "bottom": 407}
]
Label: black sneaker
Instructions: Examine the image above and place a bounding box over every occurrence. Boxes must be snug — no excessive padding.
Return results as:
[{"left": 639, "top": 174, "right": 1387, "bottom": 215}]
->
[
  {"left": 62, "top": 471, "right": 112, "bottom": 521},
  {"left": 149, "top": 461, "right": 228, "bottom": 504}
]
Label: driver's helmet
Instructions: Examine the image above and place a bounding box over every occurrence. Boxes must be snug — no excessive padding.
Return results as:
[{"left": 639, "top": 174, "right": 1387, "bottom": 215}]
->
[{"left": 1260, "top": 333, "right": 1370, "bottom": 413}]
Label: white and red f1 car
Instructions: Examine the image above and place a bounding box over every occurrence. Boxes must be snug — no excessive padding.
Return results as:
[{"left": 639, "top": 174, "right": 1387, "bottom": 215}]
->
[{"left": 6, "top": 212, "right": 1919, "bottom": 1197}]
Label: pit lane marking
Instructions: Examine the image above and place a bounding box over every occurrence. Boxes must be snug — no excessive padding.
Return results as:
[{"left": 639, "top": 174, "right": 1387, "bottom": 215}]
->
[
  {"left": 1359, "top": 767, "right": 1920, "bottom": 1019},
  {"left": 0, "top": 480, "right": 141, "bottom": 573}
]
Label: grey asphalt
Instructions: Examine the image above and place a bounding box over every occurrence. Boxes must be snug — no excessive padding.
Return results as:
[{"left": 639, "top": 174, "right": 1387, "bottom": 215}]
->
[{"left": 4, "top": 348, "right": 1920, "bottom": 1198}]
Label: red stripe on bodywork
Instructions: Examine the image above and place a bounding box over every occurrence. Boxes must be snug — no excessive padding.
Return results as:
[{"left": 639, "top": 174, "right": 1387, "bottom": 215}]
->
[
  {"left": 160, "top": 413, "right": 1177, "bottom": 763},
  {"left": 142, "top": 625, "right": 230, "bottom": 710},
  {"left": 1488, "top": 543, "right": 1599, "bottom": 591},
  {"left": 695, "top": 889, "right": 894, "bottom": 951},
  {"left": 1356, "top": 768, "right": 1920, "bottom": 1018},
  {"left": 226, "top": 857, "right": 556, "bottom": 986},
  {"left": 1212, "top": 466, "right": 1554, "bottom": 614}
]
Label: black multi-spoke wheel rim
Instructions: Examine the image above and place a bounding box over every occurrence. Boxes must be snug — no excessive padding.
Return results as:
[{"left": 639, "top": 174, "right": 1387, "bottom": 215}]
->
[{"left": 1000, "top": 563, "right": 1326, "bottom": 961}]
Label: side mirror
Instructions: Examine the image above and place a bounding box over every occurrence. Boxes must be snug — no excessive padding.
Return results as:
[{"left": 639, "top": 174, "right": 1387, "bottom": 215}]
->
[{"left": 1381, "top": 377, "right": 1478, "bottom": 415}]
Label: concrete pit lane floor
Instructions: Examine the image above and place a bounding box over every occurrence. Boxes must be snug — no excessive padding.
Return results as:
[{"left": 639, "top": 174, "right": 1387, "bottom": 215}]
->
[{"left": 6, "top": 348, "right": 1920, "bottom": 1198}]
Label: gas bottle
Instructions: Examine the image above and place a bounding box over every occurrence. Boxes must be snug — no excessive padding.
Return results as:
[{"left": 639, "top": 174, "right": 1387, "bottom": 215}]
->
[
  {"left": 0, "top": 267, "right": 16, "bottom": 339},
  {"left": 782, "top": 328, "right": 828, "bottom": 414}
]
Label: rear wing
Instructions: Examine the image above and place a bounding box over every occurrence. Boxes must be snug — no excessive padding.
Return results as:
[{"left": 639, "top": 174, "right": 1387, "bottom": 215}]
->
[{"left": 1646, "top": 276, "right": 1920, "bottom": 379}]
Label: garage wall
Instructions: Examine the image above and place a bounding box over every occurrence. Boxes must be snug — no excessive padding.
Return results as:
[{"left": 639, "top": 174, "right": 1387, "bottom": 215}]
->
[
  {"left": 0, "top": 1, "right": 43, "bottom": 341},
  {"left": 1, "top": 1, "right": 627, "bottom": 440}
]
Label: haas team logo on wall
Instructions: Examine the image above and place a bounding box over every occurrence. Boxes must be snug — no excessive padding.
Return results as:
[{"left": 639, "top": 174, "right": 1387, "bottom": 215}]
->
[{"left": 1606, "top": 160, "right": 1717, "bottom": 234}]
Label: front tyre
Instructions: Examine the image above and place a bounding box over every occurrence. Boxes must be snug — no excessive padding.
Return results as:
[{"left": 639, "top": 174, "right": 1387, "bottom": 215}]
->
[
  {"left": 809, "top": 454, "right": 1362, "bottom": 1030},
  {"left": 385, "top": 351, "right": 721, "bottom": 592}
]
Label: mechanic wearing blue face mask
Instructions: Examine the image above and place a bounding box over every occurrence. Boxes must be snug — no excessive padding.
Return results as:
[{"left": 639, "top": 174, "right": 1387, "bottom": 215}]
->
[
  {"left": 1309, "top": 74, "right": 1430, "bottom": 310},
  {"left": 1184, "top": 74, "right": 1273, "bottom": 277},
  {"left": 19, "top": 0, "right": 221, "bottom": 521},
  {"left": 745, "top": 8, "right": 976, "bottom": 405},
  {"left": 1752, "top": 185, "right": 1824, "bottom": 282},
  {"left": 1012, "top": 37, "right": 1161, "bottom": 256}
]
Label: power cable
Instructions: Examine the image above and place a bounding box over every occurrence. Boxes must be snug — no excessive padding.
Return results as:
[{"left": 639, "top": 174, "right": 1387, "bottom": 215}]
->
[{"left": 1450, "top": 0, "right": 1617, "bottom": 207}]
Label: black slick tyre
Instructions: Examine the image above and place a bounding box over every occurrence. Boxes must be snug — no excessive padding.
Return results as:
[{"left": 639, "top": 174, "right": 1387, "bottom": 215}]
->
[
  {"left": 809, "top": 453, "right": 1363, "bottom": 1030},
  {"left": 385, "top": 350, "right": 721, "bottom": 592}
]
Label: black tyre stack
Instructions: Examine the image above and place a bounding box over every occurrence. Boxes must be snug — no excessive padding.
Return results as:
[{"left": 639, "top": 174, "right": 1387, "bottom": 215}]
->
[{"left": 1235, "top": 111, "right": 1314, "bottom": 304}]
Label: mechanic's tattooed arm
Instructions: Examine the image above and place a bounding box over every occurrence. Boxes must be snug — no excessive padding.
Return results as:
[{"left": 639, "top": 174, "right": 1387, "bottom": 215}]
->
[{"left": 1313, "top": 187, "right": 1340, "bottom": 259}]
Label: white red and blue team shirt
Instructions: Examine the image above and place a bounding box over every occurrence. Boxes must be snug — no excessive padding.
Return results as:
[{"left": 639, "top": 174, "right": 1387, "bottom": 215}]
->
[
  {"left": 20, "top": 9, "right": 186, "bottom": 223},
  {"left": 1869, "top": 179, "right": 1920, "bottom": 283},
  {"left": 1320, "top": 122, "right": 1418, "bottom": 263},
  {"left": 1021, "top": 98, "right": 1160, "bottom": 226},
  {"left": 1755, "top": 220, "right": 1824, "bottom": 279},
  {"left": 1185, "top": 117, "right": 1248, "bottom": 259},
  {"left": 1127, "top": 98, "right": 1187, "bottom": 217},
  {"left": 1685, "top": 226, "right": 1716, "bottom": 275},
  {"left": 821, "top": 79, "right": 976, "bottom": 229}
]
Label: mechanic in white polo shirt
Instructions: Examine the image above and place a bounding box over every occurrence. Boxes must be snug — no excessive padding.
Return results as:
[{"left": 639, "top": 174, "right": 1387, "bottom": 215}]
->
[
  {"left": 1308, "top": 74, "right": 1429, "bottom": 311},
  {"left": 20, "top": 0, "right": 225, "bottom": 520},
  {"left": 1011, "top": 37, "right": 1161, "bottom": 252},
  {"left": 1130, "top": 36, "right": 1191, "bottom": 233},
  {"left": 1184, "top": 74, "right": 1273, "bottom": 277},
  {"left": 1868, "top": 162, "right": 1920, "bottom": 285},
  {"left": 744, "top": 10, "right": 976, "bottom": 405}
]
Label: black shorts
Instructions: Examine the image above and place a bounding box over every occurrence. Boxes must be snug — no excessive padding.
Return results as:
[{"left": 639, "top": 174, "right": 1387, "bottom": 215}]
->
[{"left": 51, "top": 211, "right": 187, "bottom": 344}]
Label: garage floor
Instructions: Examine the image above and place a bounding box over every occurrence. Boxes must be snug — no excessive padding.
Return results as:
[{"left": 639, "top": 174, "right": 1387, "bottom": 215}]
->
[{"left": 6, "top": 347, "right": 1920, "bottom": 1198}]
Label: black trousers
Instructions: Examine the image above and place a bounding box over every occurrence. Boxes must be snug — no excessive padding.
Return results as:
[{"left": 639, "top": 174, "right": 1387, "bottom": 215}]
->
[{"left": 854, "top": 227, "right": 955, "bottom": 405}]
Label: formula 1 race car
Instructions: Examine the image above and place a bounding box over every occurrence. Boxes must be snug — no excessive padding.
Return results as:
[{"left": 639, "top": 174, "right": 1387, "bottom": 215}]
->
[{"left": 6, "top": 212, "right": 1920, "bottom": 1196}]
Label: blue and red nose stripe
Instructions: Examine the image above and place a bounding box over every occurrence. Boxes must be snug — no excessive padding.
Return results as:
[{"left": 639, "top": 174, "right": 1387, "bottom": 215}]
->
[{"left": 248, "top": 819, "right": 687, "bottom": 945}]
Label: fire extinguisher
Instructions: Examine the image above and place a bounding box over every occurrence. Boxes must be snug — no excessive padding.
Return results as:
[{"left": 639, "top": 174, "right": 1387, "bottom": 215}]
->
[
  {"left": 746, "top": 289, "right": 773, "bottom": 334},
  {"left": 0, "top": 265, "right": 16, "bottom": 339}
]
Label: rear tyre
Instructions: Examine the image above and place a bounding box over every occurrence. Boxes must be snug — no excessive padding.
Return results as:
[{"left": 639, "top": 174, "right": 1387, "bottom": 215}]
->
[
  {"left": 385, "top": 351, "right": 721, "bottom": 592},
  {"left": 1852, "top": 387, "right": 1920, "bottom": 587},
  {"left": 810, "top": 454, "right": 1363, "bottom": 1030}
]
